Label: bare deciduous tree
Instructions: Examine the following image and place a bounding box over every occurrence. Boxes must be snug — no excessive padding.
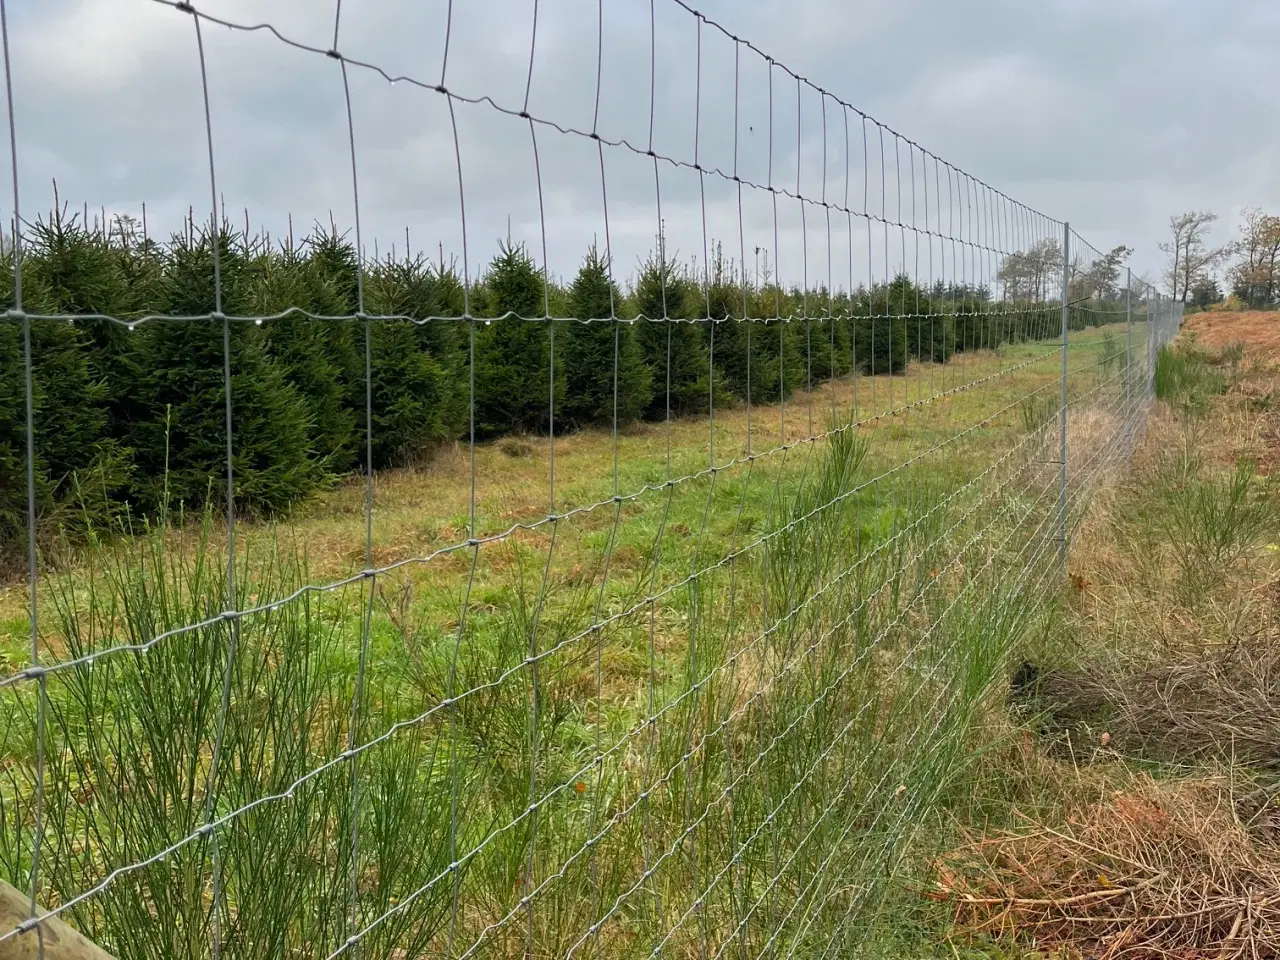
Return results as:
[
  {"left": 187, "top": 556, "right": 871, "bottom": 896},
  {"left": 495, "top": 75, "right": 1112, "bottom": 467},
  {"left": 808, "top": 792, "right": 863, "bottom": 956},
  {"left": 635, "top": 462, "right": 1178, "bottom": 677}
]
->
[
  {"left": 998, "top": 238, "right": 1063, "bottom": 302},
  {"left": 1070, "top": 245, "right": 1132, "bottom": 302},
  {"left": 1160, "top": 211, "right": 1226, "bottom": 303},
  {"left": 1228, "top": 207, "right": 1280, "bottom": 307}
]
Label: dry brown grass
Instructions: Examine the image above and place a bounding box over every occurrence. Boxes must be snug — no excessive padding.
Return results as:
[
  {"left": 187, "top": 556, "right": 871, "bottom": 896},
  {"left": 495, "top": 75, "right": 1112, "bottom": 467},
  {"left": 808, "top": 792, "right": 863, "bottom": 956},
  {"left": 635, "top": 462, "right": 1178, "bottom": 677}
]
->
[
  {"left": 1185, "top": 311, "right": 1280, "bottom": 361},
  {"left": 931, "top": 775, "right": 1280, "bottom": 959},
  {"left": 927, "top": 330, "right": 1280, "bottom": 958}
]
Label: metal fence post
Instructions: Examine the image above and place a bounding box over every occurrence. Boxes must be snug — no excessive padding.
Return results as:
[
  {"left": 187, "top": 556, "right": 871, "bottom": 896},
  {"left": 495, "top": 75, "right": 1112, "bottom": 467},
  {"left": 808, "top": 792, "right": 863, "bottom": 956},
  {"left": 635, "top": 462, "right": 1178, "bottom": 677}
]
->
[
  {"left": 1058, "top": 221, "right": 1070, "bottom": 578},
  {"left": 1125, "top": 267, "right": 1133, "bottom": 458},
  {"left": 1148, "top": 290, "right": 1158, "bottom": 400}
]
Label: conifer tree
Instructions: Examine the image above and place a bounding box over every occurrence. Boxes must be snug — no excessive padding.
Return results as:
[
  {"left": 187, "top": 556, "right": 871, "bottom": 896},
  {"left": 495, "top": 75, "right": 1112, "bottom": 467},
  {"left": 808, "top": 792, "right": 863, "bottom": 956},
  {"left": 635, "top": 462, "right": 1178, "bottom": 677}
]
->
[
  {"left": 473, "top": 241, "right": 562, "bottom": 435},
  {"left": 362, "top": 253, "right": 466, "bottom": 465},
  {"left": 0, "top": 207, "right": 132, "bottom": 545},
  {"left": 705, "top": 252, "right": 767, "bottom": 404},
  {"left": 245, "top": 237, "right": 358, "bottom": 473},
  {"left": 888, "top": 274, "right": 955, "bottom": 364},
  {"left": 0, "top": 300, "right": 117, "bottom": 545},
  {"left": 129, "top": 226, "right": 319, "bottom": 513},
  {"left": 631, "top": 245, "right": 710, "bottom": 419},
  {"left": 853, "top": 276, "right": 910, "bottom": 376},
  {"left": 562, "top": 247, "right": 652, "bottom": 427},
  {"left": 302, "top": 226, "right": 366, "bottom": 468}
]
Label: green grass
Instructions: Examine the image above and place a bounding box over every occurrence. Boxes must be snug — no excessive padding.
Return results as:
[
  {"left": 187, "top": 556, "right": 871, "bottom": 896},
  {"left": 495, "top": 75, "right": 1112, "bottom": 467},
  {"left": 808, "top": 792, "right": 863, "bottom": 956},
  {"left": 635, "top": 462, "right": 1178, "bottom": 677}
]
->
[
  {"left": 1153, "top": 339, "right": 1228, "bottom": 415},
  {"left": 0, "top": 324, "right": 1143, "bottom": 958}
]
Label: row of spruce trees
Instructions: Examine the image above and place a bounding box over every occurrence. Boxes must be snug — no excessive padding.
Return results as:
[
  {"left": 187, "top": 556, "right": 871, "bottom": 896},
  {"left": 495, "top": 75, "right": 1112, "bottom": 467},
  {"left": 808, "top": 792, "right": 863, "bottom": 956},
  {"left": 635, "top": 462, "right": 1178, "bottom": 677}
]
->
[{"left": 1, "top": 207, "right": 1079, "bottom": 555}]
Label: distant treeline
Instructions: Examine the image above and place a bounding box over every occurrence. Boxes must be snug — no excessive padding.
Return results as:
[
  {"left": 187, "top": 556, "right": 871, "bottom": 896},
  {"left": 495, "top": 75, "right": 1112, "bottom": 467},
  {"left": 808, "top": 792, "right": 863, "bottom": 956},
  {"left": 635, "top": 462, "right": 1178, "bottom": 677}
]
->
[{"left": 0, "top": 208, "right": 1113, "bottom": 552}]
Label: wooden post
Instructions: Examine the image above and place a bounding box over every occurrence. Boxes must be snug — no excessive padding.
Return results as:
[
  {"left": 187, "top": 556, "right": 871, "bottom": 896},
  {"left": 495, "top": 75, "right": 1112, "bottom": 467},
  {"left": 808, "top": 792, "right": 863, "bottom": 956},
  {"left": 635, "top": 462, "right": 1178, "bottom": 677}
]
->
[{"left": 0, "top": 878, "right": 116, "bottom": 960}]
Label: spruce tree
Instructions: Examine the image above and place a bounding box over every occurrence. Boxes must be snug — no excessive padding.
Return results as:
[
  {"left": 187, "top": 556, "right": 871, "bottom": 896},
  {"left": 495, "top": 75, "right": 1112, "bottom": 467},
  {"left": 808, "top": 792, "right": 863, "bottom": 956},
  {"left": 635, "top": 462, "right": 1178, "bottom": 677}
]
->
[
  {"left": 853, "top": 277, "right": 910, "bottom": 376},
  {"left": 302, "top": 227, "right": 366, "bottom": 468},
  {"left": 806, "top": 290, "right": 854, "bottom": 384},
  {"left": 888, "top": 275, "right": 955, "bottom": 364},
  {"left": 246, "top": 238, "right": 358, "bottom": 473},
  {"left": 473, "top": 241, "right": 561, "bottom": 436},
  {"left": 0, "top": 209, "right": 132, "bottom": 551},
  {"left": 630, "top": 247, "right": 710, "bottom": 419},
  {"left": 0, "top": 314, "right": 117, "bottom": 551},
  {"left": 362, "top": 254, "right": 466, "bottom": 465},
  {"left": 27, "top": 206, "right": 137, "bottom": 427},
  {"left": 562, "top": 247, "right": 653, "bottom": 428},
  {"left": 129, "top": 226, "right": 319, "bottom": 514},
  {"left": 705, "top": 254, "right": 762, "bottom": 405}
]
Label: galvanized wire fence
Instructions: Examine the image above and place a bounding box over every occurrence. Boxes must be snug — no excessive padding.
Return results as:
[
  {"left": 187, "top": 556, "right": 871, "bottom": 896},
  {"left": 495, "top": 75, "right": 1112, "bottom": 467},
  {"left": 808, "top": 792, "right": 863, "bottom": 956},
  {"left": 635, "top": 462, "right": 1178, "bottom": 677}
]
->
[{"left": 1, "top": 1, "right": 1182, "bottom": 957}]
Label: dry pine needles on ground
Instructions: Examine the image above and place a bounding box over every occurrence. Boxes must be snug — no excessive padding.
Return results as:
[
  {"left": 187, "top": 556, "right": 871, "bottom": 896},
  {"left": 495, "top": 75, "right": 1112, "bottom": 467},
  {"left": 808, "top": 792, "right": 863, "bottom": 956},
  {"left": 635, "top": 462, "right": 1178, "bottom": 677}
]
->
[{"left": 929, "top": 776, "right": 1280, "bottom": 959}]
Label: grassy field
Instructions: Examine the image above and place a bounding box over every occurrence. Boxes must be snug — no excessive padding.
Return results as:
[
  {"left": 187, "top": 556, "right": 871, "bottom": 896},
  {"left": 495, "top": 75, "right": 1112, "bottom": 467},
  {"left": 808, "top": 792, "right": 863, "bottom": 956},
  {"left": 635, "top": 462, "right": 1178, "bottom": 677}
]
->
[{"left": 0, "top": 320, "right": 1160, "bottom": 958}]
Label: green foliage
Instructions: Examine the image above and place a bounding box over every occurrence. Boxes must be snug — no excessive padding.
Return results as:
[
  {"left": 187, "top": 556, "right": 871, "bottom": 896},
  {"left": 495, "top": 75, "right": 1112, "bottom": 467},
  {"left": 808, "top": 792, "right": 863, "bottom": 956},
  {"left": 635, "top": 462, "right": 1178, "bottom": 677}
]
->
[
  {"left": 908, "top": 312, "right": 956, "bottom": 365},
  {"left": 1099, "top": 331, "right": 1123, "bottom": 375},
  {"left": 2, "top": 207, "right": 1074, "bottom": 557},
  {"left": 363, "top": 253, "right": 467, "bottom": 465},
  {"left": 1160, "top": 457, "right": 1276, "bottom": 598},
  {"left": 854, "top": 313, "right": 909, "bottom": 376},
  {"left": 561, "top": 247, "right": 653, "bottom": 427},
  {"left": 245, "top": 237, "right": 359, "bottom": 472},
  {"left": 128, "top": 228, "right": 320, "bottom": 514},
  {"left": 473, "top": 241, "right": 562, "bottom": 436},
  {"left": 0, "top": 517, "right": 462, "bottom": 959},
  {"left": 1018, "top": 392, "right": 1059, "bottom": 434},
  {"left": 0, "top": 209, "right": 134, "bottom": 546},
  {"left": 852, "top": 275, "right": 917, "bottom": 375},
  {"left": 630, "top": 249, "right": 711, "bottom": 418},
  {"left": 1153, "top": 343, "right": 1227, "bottom": 416},
  {"left": 808, "top": 304, "right": 855, "bottom": 381},
  {"left": 708, "top": 268, "right": 804, "bottom": 405}
]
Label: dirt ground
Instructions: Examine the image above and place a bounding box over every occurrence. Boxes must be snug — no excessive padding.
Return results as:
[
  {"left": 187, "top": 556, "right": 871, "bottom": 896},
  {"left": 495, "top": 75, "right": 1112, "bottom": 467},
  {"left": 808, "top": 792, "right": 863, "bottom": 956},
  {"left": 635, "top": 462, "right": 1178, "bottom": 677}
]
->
[{"left": 1183, "top": 309, "right": 1280, "bottom": 359}]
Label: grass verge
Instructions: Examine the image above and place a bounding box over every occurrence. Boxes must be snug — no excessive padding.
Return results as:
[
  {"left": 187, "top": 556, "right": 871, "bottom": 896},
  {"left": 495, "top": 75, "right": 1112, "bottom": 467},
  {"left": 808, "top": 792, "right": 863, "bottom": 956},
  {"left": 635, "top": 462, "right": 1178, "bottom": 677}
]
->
[{"left": 0, "top": 326, "right": 1148, "bottom": 958}]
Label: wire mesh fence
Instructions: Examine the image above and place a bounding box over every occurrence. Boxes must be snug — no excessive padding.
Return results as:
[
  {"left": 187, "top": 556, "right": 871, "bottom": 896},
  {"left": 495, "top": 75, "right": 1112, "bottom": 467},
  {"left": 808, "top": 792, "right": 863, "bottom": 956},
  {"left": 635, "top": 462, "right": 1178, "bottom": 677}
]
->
[{"left": 1, "top": 1, "right": 1182, "bottom": 957}]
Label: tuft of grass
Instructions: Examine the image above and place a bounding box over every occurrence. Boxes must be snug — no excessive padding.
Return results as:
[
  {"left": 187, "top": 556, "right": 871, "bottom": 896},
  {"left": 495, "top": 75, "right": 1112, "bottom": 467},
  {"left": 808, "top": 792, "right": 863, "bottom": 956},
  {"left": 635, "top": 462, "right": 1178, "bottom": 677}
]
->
[
  {"left": 1159, "top": 457, "right": 1276, "bottom": 599},
  {"left": 497, "top": 436, "right": 535, "bottom": 458},
  {"left": 1099, "top": 331, "right": 1123, "bottom": 375},
  {"left": 1153, "top": 343, "right": 1227, "bottom": 416},
  {"left": 1018, "top": 392, "right": 1058, "bottom": 435},
  {"left": 0, "top": 511, "right": 464, "bottom": 959}
]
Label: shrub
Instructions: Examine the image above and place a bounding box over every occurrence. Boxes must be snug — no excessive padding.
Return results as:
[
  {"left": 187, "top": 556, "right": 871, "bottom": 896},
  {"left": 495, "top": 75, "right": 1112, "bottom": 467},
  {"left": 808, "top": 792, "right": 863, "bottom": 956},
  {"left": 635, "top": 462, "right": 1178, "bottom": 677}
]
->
[{"left": 1154, "top": 344, "right": 1226, "bottom": 416}]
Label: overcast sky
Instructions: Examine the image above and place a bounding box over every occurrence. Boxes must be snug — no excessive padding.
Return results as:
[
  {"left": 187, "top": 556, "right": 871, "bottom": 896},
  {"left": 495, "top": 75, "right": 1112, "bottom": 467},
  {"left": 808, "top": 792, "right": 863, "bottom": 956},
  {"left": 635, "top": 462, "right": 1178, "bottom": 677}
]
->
[{"left": 5, "top": 0, "right": 1277, "bottom": 299}]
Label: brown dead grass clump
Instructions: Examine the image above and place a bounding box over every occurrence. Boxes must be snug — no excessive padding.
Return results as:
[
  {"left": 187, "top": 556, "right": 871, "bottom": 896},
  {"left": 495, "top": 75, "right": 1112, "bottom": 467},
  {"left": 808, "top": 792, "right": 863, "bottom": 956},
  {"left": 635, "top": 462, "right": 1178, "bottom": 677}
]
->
[
  {"left": 1102, "top": 637, "right": 1280, "bottom": 772},
  {"left": 1018, "top": 633, "right": 1280, "bottom": 773},
  {"left": 1185, "top": 311, "right": 1280, "bottom": 362},
  {"left": 931, "top": 776, "right": 1280, "bottom": 959}
]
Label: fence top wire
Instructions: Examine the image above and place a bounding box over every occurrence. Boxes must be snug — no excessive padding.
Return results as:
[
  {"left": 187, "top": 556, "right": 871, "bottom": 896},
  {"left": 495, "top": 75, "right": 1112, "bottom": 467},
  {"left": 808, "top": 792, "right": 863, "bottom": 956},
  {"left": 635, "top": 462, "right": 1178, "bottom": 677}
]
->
[{"left": 5, "top": 0, "right": 1059, "bottom": 287}]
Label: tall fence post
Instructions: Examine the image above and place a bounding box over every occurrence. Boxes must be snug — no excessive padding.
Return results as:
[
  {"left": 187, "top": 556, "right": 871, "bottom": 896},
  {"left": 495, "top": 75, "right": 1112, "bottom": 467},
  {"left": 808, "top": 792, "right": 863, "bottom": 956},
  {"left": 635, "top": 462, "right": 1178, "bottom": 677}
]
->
[
  {"left": 1148, "top": 290, "right": 1158, "bottom": 400},
  {"left": 1125, "top": 267, "right": 1133, "bottom": 458},
  {"left": 1057, "top": 221, "right": 1070, "bottom": 578}
]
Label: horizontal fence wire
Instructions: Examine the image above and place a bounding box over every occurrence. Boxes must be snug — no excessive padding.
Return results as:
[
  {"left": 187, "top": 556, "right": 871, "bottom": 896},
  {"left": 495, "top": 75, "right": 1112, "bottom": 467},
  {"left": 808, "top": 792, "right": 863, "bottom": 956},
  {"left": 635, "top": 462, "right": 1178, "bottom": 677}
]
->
[{"left": 0, "top": 1, "right": 1183, "bottom": 958}]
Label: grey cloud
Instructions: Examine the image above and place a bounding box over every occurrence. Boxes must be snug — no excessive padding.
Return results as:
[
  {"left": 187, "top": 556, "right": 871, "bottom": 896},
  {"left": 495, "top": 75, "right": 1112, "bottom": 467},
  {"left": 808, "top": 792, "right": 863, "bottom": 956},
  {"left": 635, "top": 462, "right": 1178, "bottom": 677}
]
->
[{"left": 5, "top": 0, "right": 1277, "bottom": 293}]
